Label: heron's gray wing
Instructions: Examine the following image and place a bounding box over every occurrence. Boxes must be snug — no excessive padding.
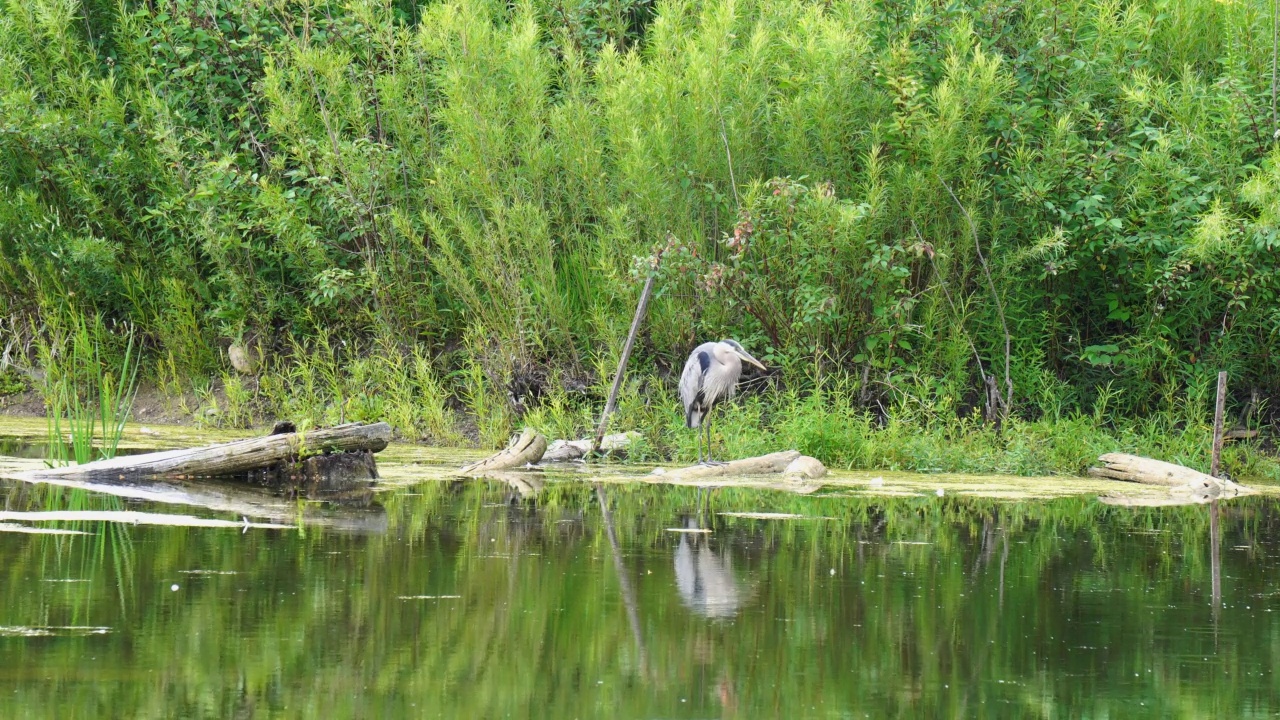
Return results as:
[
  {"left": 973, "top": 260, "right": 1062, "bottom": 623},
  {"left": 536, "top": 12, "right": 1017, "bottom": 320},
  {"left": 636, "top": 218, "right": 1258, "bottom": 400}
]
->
[{"left": 679, "top": 349, "right": 709, "bottom": 410}]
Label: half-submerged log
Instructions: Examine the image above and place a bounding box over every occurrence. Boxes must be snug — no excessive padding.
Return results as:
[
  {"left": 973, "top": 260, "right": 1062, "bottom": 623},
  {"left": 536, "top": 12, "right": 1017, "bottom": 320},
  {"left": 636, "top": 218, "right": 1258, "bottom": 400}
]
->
[
  {"left": 1090, "top": 452, "right": 1254, "bottom": 503},
  {"left": 27, "top": 422, "right": 391, "bottom": 492},
  {"left": 460, "top": 428, "right": 548, "bottom": 475},
  {"left": 654, "top": 451, "right": 817, "bottom": 482}
]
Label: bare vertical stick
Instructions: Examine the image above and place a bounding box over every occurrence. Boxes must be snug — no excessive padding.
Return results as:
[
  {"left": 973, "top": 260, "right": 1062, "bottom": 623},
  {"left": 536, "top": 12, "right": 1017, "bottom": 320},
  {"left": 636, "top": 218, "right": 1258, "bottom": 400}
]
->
[
  {"left": 1210, "top": 370, "right": 1228, "bottom": 478},
  {"left": 943, "top": 181, "right": 1012, "bottom": 424},
  {"left": 593, "top": 271, "right": 659, "bottom": 454}
]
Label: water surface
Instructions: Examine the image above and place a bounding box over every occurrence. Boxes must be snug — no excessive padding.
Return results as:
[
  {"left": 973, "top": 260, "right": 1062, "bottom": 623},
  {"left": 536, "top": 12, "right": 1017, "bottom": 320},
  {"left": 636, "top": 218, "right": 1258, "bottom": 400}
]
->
[{"left": 0, "top": 473, "right": 1276, "bottom": 718}]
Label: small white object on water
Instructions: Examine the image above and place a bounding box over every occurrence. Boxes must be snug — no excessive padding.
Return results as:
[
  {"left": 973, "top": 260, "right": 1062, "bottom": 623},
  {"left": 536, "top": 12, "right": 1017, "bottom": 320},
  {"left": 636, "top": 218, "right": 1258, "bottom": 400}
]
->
[
  {"left": 936, "top": 488, "right": 945, "bottom": 497},
  {"left": 830, "top": 568, "right": 836, "bottom": 576},
  {"left": 651, "top": 468, "right": 666, "bottom": 476},
  {"left": 170, "top": 584, "right": 179, "bottom": 592},
  {"left": 139, "top": 426, "right": 160, "bottom": 436},
  {"left": 870, "top": 477, "right": 885, "bottom": 487}
]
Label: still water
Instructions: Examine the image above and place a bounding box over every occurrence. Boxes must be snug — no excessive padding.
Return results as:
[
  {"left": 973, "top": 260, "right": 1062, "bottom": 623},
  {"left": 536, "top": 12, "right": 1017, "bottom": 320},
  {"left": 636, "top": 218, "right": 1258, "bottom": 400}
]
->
[{"left": 0, "top": 477, "right": 1276, "bottom": 718}]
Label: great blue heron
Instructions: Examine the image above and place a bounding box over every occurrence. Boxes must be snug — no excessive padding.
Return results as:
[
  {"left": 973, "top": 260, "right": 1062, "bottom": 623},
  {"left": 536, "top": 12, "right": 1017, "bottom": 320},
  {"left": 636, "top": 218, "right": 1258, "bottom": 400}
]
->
[{"left": 679, "top": 339, "right": 765, "bottom": 464}]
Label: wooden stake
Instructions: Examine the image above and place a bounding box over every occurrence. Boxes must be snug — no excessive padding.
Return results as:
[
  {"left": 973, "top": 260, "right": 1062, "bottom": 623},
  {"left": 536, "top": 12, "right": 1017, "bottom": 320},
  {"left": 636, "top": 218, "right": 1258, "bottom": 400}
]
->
[
  {"left": 1211, "top": 370, "right": 1227, "bottom": 478},
  {"left": 593, "top": 270, "right": 658, "bottom": 454}
]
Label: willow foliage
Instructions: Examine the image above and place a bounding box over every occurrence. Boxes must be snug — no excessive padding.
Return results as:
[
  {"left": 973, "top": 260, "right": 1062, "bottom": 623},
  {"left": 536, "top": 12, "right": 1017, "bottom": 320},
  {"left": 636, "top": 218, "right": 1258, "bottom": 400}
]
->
[{"left": 2, "top": 0, "right": 1278, "bottom": 427}]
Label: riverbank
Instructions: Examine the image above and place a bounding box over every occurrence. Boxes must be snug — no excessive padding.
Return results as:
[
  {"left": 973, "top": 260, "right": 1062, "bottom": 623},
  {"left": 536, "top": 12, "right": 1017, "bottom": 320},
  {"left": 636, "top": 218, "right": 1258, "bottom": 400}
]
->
[
  {"left": 7, "top": 381, "right": 1280, "bottom": 488},
  {"left": 2, "top": 411, "right": 1277, "bottom": 505}
]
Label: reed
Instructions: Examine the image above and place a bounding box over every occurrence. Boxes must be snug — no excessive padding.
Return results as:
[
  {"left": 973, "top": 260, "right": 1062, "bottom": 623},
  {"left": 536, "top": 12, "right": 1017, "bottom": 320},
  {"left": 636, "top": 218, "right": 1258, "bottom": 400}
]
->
[{"left": 40, "top": 316, "right": 140, "bottom": 466}]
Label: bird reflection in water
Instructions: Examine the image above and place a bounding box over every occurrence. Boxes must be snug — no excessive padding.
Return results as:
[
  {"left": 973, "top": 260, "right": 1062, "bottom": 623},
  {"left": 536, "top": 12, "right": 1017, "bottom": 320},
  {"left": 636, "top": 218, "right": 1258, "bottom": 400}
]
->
[{"left": 674, "top": 520, "right": 743, "bottom": 619}]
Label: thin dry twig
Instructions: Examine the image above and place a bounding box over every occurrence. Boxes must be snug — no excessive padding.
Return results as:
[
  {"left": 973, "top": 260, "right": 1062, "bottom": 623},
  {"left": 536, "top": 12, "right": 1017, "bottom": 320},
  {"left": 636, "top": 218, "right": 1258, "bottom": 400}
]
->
[{"left": 942, "top": 180, "right": 1012, "bottom": 423}]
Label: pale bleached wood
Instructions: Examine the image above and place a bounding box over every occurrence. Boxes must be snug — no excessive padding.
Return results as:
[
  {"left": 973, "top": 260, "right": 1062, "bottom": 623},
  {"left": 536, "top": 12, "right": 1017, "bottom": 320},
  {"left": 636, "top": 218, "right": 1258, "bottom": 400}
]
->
[
  {"left": 1211, "top": 371, "right": 1228, "bottom": 478},
  {"left": 783, "top": 455, "right": 827, "bottom": 479},
  {"left": 1089, "top": 452, "right": 1255, "bottom": 503},
  {"left": 542, "top": 432, "right": 638, "bottom": 463},
  {"left": 27, "top": 422, "right": 391, "bottom": 481},
  {"left": 655, "top": 451, "right": 802, "bottom": 482},
  {"left": 460, "top": 428, "right": 547, "bottom": 475},
  {"left": 1090, "top": 453, "right": 1220, "bottom": 487}
]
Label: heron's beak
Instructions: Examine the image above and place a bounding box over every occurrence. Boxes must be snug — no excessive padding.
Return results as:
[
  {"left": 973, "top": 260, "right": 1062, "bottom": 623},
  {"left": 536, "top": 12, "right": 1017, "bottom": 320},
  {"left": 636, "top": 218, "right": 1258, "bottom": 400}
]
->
[{"left": 736, "top": 350, "right": 766, "bottom": 371}]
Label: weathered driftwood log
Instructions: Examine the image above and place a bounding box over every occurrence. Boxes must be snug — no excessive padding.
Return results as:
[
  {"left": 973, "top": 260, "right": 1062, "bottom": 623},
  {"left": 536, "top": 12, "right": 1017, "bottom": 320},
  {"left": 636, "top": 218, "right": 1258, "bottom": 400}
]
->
[
  {"left": 654, "top": 451, "right": 803, "bottom": 482},
  {"left": 784, "top": 455, "right": 828, "bottom": 480},
  {"left": 460, "top": 428, "right": 548, "bottom": 475},
  {"left": 1089, "top": 452, "right": 1254, "bottom": 502},
  {"left": 28, "top": 422, "right": 391, "bottom": 482},
  {"left": 541, "top": 432, "right": 640, "bottom": 463}
]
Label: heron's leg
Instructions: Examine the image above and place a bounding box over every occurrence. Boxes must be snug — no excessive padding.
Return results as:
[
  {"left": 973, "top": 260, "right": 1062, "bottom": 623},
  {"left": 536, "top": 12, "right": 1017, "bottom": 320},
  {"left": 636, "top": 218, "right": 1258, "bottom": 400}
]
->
[
  {"left": 705, "top": 411, "right": 727, "bottom": 465},
  {"left": 694, "top": 419, "right": 703, "bottom": 464},
  {"left": 706, "top": 415, "right": 713, "bottom": 463},
  {"left": 705, "top": 413, "right": 716, "bottom": 464}
]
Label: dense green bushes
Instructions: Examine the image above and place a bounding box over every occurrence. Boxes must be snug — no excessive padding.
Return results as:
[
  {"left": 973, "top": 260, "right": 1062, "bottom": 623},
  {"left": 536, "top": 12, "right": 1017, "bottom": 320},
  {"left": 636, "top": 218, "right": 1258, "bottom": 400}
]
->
[{"left": 3, "top": 0, "right": 1280, "bottom": 464}]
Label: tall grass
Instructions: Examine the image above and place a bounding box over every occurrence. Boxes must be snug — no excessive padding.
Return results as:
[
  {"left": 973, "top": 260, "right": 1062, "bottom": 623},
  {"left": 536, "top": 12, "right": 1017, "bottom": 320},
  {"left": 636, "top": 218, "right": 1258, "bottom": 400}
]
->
[{"left": 40, "top": 315, "right": 140, "bottom": 466}]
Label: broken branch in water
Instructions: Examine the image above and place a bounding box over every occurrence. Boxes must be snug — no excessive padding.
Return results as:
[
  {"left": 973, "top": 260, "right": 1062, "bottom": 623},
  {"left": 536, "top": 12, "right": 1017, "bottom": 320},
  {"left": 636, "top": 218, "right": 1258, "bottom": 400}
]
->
[
  {"left": 26, "top": 422, "right": 391, "bottom": 483},
  {"left": 459, "top": 428, "right": 548, "bottom": 475},
  {"left": 653, "top": 451, "right": 827, "bottom": 483},
  {"left": 1090, "top": 452, "right": 1255, "bottom": 504}
]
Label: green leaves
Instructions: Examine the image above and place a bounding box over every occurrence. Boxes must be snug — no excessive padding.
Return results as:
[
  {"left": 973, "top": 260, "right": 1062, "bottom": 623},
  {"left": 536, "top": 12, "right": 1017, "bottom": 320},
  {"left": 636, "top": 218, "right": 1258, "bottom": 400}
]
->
[{"left": 2, "top": 0, "right": 1280, "bottom": 424}]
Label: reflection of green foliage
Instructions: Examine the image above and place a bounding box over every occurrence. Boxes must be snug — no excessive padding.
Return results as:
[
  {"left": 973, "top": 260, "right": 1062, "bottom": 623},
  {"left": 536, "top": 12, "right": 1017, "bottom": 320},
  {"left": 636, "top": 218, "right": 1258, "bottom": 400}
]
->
[{"left": 0, "top": 479, "right": 1273, "bottom": 717}]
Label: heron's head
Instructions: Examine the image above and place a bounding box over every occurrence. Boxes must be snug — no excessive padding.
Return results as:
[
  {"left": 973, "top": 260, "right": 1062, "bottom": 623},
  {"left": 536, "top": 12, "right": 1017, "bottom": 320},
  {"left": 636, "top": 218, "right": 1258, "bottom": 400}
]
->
[{"left": 721, "top": 339, "right": 766, "bottom": 371}]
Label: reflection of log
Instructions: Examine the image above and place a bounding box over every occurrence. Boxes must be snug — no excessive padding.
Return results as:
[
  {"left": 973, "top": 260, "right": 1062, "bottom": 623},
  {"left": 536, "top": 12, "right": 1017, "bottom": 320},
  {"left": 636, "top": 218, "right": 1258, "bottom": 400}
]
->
[
  {"left": 542, "top": 432, "right": 639, "bottom": 463},
  {"left": 247, "top": 449, "right": 379, "bottom": 500},
  {"left": 468, "top": 471, "right": 546, "bottom": 498},
  {"left": 1089, "top": 452, "right": 1254, "bottom": 503},
  {"left": 6, "top": 474, "right": 388, "bottom": 533},
  {"left": 28, "top": 422, "right": 392, "bottom": 483},
  {"left": 460, "top": 428, "right": 547, "bottom": 475},
  {"left": 656, "top": 451, "right": 802, "bottom": 482}
]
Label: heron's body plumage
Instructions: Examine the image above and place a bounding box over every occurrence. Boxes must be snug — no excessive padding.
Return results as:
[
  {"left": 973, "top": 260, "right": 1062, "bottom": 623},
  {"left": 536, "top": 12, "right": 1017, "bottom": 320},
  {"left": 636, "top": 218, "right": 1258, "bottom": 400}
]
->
[
  {"left": 678, "top": 340, "right": 763, "bottom": 463},
  {"left": 680, "top": 342, "right": 742, "bottom": 428}
]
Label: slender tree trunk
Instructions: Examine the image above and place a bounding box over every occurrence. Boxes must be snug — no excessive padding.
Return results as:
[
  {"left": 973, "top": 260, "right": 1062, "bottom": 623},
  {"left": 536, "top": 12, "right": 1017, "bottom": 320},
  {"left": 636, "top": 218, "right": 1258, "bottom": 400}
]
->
[
  {"left": 593, "top": 262, "right": 660, "bottom": 454},
  {"left": 1211, "top": 371, "right": 1227, "bottom": 479}
]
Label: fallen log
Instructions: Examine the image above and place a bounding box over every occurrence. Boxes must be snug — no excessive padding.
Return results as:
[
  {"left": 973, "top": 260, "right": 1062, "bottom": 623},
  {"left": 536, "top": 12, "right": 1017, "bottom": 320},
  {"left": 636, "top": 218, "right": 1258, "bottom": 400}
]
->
[
  {"left": 1089, "top": 452, "right": 1254, "bottom": 503},
  {"left": 26, "top": 422, "right": 391, "bottom": 488},
  {"left": 460, "top": 428, "right": 548, "bottom": 475},
  {"left": 541, "top": 432, "right": 639, "bottom": 463},
  {"left": 784, "top": 455, "right": 828, "bottom": 480},
  {"left": 653, "top": 451, "right": 809, "bottom": 482}
]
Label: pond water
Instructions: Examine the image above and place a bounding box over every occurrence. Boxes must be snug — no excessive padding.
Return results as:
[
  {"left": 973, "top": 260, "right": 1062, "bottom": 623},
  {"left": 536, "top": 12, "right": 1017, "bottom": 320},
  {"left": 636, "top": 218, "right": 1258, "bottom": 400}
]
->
[{"left": 0, "top": 469, "right": 1277, "bottom": 718}]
